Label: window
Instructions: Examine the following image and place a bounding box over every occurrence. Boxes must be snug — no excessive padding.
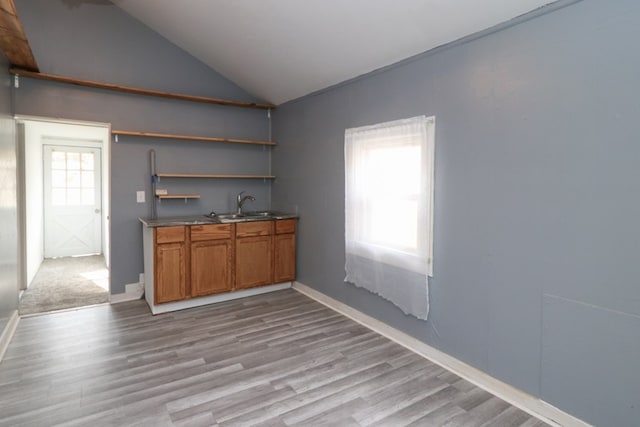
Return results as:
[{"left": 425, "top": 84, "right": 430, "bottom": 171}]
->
[
  {"left": 50, "top": 150, "right": 96, "bottom": 206},
  {"left": 345, "top": 116, "right": 435, "bottom": 319}
]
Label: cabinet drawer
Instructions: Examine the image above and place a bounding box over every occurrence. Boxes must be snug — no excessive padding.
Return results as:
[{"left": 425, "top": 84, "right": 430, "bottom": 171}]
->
[
  {"left": 275, "top": 219, "right": 296, "bottom": 234},
  {"left": 236, "top": 221, "right": 273, "bottom": 237},
  {"left": 191, "top": 223, "right": 233, "bottom": 241},
  {"left": 156, "top": 226, "right": 186, "bottom": 244}
]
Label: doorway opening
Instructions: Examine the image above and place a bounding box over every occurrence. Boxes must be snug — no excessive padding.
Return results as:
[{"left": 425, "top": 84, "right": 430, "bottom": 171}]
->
[{"left": 17, "top": 118, "right": 111, "bottom": 316}]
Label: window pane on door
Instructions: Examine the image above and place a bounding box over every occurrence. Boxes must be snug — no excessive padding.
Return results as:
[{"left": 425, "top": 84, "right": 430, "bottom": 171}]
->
[
  {"left": 49, "top": 150, "right": 97, "bottom": 206},
  {"left": 67, "top": 170, "right": 81, "bottom": 187},
  {"left": 51, "top": 151, "right": 66, "bottom": 169},
  {"left": 66, "top": 152, "right": 80, "bottom": 170},
  {"left": 82, "top": 171, "right": 94, "bottom": 188},
  {"left": 51, "top": 170, "right": 66, "bottom": 187},
  {"left": 81, "top": 152, "right": 94, "bottom": 170}
]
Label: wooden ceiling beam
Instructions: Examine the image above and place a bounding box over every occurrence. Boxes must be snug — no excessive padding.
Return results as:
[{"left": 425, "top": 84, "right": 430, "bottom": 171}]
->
[
  {"left": 0, "top": 0, "right": 38, "bottom": 71},
  {"left": 0, "top": 0, "right": 14, "bottom": 15}
]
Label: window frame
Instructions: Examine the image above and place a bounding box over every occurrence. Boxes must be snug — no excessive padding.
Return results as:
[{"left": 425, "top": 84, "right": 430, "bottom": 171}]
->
[{"left": 345, "top": 115, "right": 435, "bottom": 277}]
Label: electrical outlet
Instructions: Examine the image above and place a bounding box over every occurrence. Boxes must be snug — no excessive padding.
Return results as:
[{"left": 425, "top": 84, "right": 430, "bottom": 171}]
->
[{"left": 136, "top": 191, "right": 145, "bottom": 203}]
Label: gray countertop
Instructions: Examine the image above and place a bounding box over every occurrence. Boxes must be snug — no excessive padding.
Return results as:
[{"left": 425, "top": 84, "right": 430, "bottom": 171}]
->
[{"left": 139, "top": 211, "right": 298, "bottom": 227}]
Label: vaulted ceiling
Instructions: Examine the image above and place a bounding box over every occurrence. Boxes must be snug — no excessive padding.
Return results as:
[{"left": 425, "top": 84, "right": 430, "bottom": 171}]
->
[{"left": 112, "top": 0, "right": 557, "bottom": 105}]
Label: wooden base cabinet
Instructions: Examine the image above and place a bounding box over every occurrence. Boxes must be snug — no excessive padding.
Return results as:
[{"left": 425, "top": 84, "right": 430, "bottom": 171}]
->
[
  {"left": 274, "top": 219, "right": 297, "bottom": 283},
  {"left": 145, "top": 218, "right": 297, "bottom": 311},
  {"left": 190, "top": 224, "right": 234, "bottom": 296},
  {"left": 154, "top": 224, "right": 234, "bottom": 304},
  {"left": 235, "top": 221, "right": 274, "bottom": 289},
  {"left": 154, "top": 226, "right": 188, "bottom": 304}
]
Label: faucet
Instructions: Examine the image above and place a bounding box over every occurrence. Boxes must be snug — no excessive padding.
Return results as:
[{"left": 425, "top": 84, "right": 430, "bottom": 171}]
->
[{"left": 236, "top": 191, "right": 255, "bottom": 215}]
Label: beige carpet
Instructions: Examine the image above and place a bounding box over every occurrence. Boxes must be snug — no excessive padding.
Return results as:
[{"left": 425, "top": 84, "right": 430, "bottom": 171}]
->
[{"left": 19, "top": 255, "right": 109, "bottom": 315}]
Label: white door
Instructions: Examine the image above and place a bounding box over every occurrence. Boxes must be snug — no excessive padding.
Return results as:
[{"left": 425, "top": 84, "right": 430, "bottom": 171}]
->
[{"left": 44, "top": 145, "right": 102, "bottom": 258}]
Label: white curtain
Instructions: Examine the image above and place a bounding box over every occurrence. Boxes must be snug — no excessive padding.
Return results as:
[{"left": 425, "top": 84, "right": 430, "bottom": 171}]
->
[{"left": 344, "top": 116, "right": 435, "bottom": 320}]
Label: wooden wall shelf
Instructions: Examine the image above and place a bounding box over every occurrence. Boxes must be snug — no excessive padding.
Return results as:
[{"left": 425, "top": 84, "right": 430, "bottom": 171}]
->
[
  {"left": 156, "top": 194, "right": 200, "bottom": 200},
  {"left": 155, "top": 173, "right": 276, "bottom": 180},
  {"left": 113, "top": 130, "right": 276, "bottom": 146},
  {"left": 10, "top": 68, "right": 275, "bottom": 110}
]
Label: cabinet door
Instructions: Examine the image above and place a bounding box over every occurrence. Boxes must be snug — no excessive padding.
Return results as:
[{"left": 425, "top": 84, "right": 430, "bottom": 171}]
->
[
  {"left": 274, "top": 233, "right": 296, "bottom": 283},
  {"left": 155, "top": 242, "right": 187, "bottom": 304},
  {"left": 236, "top": 236, "right": 273, "bottom": 289},
  {"left": 191, "top": 239, "right": 233, "bottom": 296}
]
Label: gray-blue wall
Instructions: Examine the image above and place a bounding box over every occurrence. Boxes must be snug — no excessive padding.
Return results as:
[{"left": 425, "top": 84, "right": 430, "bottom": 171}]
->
[
  {"left": 0, "top": 53, "right": 18, "bottom": 339},
  {"left": 271, "top": 1, "right": 640, "bottom": 425},
  {"left": 14, "top": 0, "right": 273, "bottom": 294}
]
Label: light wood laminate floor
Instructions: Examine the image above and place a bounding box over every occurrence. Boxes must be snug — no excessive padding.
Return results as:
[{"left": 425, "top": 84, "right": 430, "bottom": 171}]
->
[{"left": 0, "top": 289, "right": 548, "bottom": 426}]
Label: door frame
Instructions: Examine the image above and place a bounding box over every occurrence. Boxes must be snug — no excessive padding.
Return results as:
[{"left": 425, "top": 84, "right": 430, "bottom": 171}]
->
[{"left": 16, "top": 116, "right": 111, "bottom": 295}]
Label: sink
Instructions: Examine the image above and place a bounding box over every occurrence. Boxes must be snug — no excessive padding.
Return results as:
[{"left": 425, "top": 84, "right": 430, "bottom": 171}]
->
[
  {"left": 247, "top": 211, "right": 275, "bottom": 217},
  {"left": 213, "top": 212, "right": 273, "bottom": 223},
  {"left": 174, "top": 216, "right": 220, "bottom": 225},
  {"left": 142, "top": 212, "right": 296, "bottom": 227},
  {"left": 215, "top": 213, "right": 245, "bottom": 219},
  {"left": 246, "top": 211, "right": 293, "bottom": 219},
  {"left": 180, "top": 219, "right": 216, "bottom": 225},
  {"left": 142, "top": 215, "right": 221, "bottom": 227},
  {"left": 199, "top": 211, "right": 296, "bottom": 224}
]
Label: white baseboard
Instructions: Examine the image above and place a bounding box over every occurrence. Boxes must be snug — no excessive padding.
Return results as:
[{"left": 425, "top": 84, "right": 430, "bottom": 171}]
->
[
  {"left": 293, "top": 281, "right": 589, "bottom": 427},
  {"left": 0, "top": 310, "right": 20, "bottom": 362},
  {"left": 110, "top": 282, "right": 144, "bottom": 304}
]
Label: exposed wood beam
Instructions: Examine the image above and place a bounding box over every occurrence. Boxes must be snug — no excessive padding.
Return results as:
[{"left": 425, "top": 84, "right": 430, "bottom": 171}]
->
[
  {"left": 10, "top": 68, "right": 275, "bottom": 110},
  {"left": 0, "top": 0, "right": 38, "bottom": 71}
]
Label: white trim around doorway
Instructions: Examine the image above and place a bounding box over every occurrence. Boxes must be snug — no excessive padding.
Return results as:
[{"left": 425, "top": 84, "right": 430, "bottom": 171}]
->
[{"left": 15, "top": 115, "right": 112, "bottom": 296}]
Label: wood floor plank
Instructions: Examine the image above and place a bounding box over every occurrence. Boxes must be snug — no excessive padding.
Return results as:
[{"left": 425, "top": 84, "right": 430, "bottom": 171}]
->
[
  {"left": 367, "top": 385, "right": 460, "bottom": 427},
  {"left": 442, "top": 396, "right": 512, "bottom": 426},
  {"left": 170, "top": 383, "right": 296, "bottom": 424},
  {"left": 172, "top": 411, "right": 218, "bottom": 427},
  {"left": 407, "top": 402, "right": 468, "bottom": 426},
  {"left": 353, "top": 366, "right": 451, "bottom": 425},
  {"left": 480, "top": 405, "right": 537, "bottom": 427},
  {"left": 217, "top": 363, "right": 394, "bottom": 426},
  {"left": 166, "top": 351, "right": 346, "bottom": 414},
  {"left": 287, "top": 397, "right": 369, "bottom": 427},
  {"left": 0, "top": 289, "right": 549, "bottom": 427}
]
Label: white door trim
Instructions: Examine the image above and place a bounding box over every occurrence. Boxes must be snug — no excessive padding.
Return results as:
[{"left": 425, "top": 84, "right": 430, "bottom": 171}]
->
[{"left": 17, "top": 117, "right": 111, "bottom": 294}]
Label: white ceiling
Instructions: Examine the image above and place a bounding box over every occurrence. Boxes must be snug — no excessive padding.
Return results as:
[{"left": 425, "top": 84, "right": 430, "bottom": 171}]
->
[{"left": 113, "top": 0, "right": 555, "bottom": 105}]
